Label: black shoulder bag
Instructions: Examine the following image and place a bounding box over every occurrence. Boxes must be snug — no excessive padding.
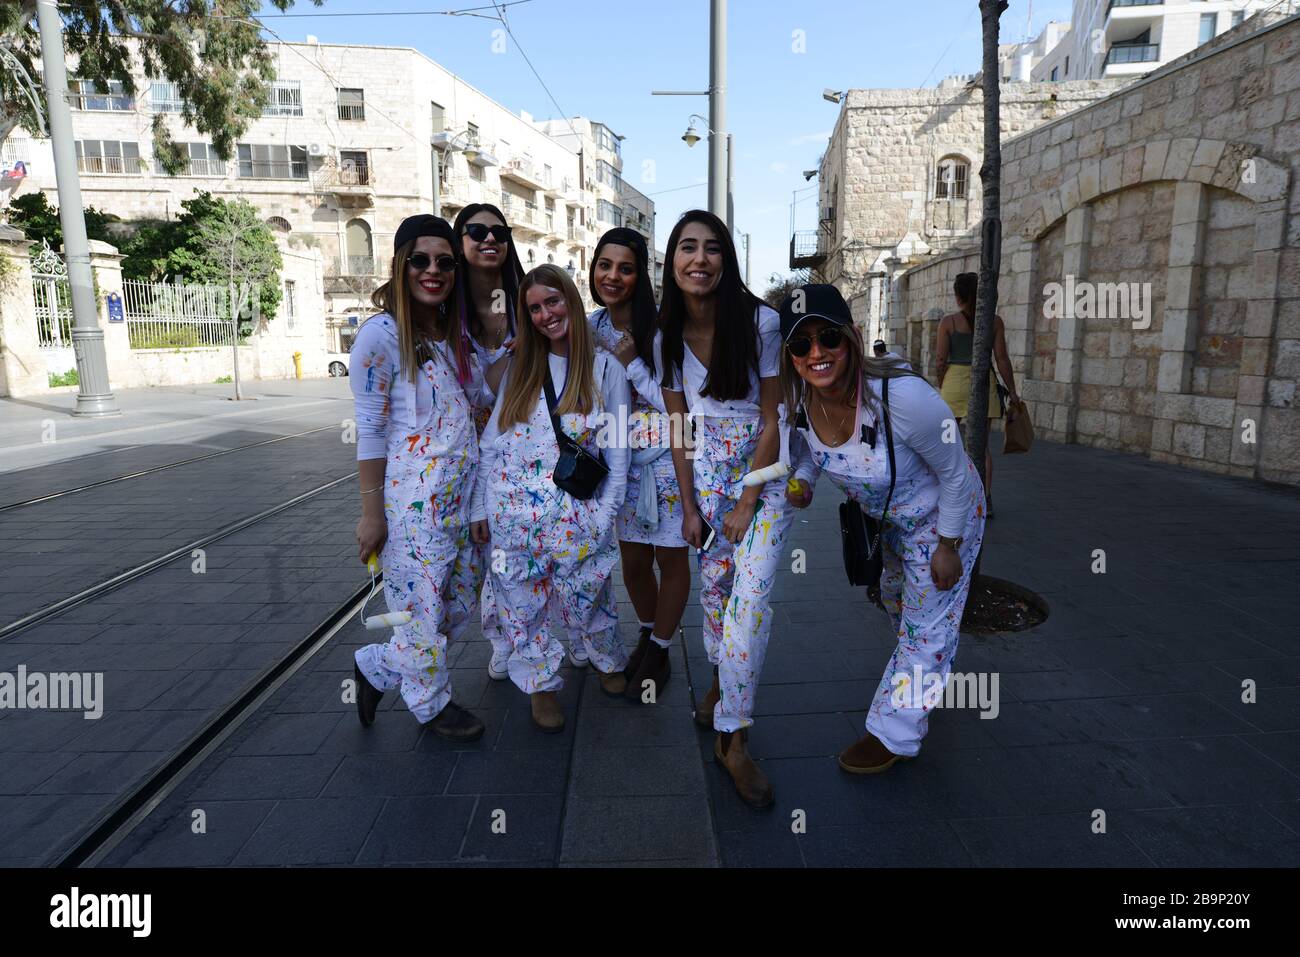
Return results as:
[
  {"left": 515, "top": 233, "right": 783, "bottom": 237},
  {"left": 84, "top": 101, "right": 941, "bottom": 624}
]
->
[
  {"left": 543, "top": 363, "right": 609, "bottom": 501},
  {"left": 838, "top": 378, "right": 896, "bottom": 603}
]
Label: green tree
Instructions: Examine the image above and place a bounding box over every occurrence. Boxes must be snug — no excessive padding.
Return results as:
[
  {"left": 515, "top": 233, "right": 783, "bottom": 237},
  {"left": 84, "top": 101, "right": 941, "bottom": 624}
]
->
[
  {"left": 0, "top": 1, "right": 323, "bottom": 173},
  {"left": 6, "top": 191, "right": 118, "bottom": 248},
  {"left": 122, "top": 191, "right": 282, "bottom": 322}
]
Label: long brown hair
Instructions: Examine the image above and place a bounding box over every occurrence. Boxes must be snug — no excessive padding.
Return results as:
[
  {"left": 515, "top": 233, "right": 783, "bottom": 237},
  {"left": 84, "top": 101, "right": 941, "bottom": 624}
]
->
[
  {"left": 497, "top": 264, "right": 599, "bottom": 428},
  {"left": 780, "top": 321, "right": 919, "bottom": 421},
  {"left": 371, "top": 238, "right": 461, "bottom": 383}
]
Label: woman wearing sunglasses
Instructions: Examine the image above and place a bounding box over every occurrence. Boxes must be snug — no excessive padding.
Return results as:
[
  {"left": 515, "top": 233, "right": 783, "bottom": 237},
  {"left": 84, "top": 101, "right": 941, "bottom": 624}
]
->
[
  {"left": 782, "top": 284, "right": 986, "bottom": 774},
  {"left": 451, "top": 204, "right": 526, "bottom": 683},
  {"left": 586, "top": 227, "right": 686, "bottom": 702},
  {"left": 660, "top": 210, "right": 794, "bottom": 809},
  {"left": 470, "top": 265, "right": 631, "bottom": 731},
  {"left": 349, "top": 214, "right": 487, "bottom": 740}
]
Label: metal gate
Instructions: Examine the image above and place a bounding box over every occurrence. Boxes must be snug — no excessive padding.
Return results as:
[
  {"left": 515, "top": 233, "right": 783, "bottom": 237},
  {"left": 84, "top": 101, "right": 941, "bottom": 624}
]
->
[{"left": 30, "top": 244, "right": 73, "bottom": 349}]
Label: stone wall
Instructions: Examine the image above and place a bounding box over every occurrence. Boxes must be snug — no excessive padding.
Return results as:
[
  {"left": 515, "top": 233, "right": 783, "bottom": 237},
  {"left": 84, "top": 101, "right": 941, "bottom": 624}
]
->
[{"left": 892, "top": 12, "right": 1300, "bottom": 486}]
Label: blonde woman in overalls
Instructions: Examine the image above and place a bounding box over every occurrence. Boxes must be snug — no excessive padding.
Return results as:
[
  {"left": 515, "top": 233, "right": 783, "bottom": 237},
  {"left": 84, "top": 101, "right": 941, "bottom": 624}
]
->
[
  {"left": 350, "top": 215, "right": 488, "bottom": 741},
  {"left": 470, "top": 265, "right": 631, "bottom": 733},
  {"left": 784, "top": 284, "right": 986, "bottom": 773}
]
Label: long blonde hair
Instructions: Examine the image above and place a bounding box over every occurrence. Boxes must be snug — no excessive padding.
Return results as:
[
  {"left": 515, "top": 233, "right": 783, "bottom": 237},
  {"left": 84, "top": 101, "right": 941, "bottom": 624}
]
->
[
  {"left": 497, "top": 264, "right": 599, "bottom": 428},
  {"left": 371, "top": 238, "right": 462, "bottom": 383}
]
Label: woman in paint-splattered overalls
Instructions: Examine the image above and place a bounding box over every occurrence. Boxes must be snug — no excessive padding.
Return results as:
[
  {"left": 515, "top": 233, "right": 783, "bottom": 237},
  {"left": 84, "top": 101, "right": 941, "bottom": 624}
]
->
[
  {"left": 587, "top": 227, "right": 689, "bottom": 702},
  {"left": 783, "top": 284, "right": 986, "bottom": 774},
  {"left": 470, "top": 265, "right": 631, "bottom": 733},
  {"left": 660, "top": 210, "right": 793, "bottom": 809},
  {"left": 451, "top": 204, "right": 525, "bottom": 684},
  {"left": 350, "top": 215, "right": 487, "bottom": 741}
]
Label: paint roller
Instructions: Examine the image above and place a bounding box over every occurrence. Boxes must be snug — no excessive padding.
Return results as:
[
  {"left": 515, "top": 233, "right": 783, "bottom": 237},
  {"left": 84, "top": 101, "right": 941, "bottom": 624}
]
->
[
  {"left": 359, "top": 553, "right": 414, "bottom": 631},
  {"left": 742, "top": 460, "right": 810, "bottom": 497}
]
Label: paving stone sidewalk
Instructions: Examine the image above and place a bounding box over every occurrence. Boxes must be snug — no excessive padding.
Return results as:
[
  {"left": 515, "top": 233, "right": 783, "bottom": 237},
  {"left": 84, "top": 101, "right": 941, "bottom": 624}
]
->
[{"left": 103, "top": 438, "right": 1300, "bottom": 868}]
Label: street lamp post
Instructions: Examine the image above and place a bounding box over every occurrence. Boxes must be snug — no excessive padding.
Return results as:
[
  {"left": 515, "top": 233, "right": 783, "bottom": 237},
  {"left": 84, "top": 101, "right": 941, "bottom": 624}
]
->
[
  {"left": 35, "top": 0, "right": 118, "bottom": 416},
  {"left": 651, "top": 0, "right": 729, "bottom": 227}
]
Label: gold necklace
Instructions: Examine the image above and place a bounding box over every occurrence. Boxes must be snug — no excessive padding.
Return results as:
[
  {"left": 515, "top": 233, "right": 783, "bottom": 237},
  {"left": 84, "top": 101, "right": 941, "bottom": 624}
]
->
[{"left": 815, "top": 391, "right": 853, "bottom": 443}]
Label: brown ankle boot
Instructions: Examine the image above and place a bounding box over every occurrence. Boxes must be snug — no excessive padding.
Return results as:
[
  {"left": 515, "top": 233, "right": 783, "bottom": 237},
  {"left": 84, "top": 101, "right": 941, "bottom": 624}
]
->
[
  {"left": 626, "top": 639, "right": 671, "bottom": 703},
  {"left": 694, "top": 665, "right": 720, "bottom": 727},
  {"left": 530, "top": 691, "right": 565, "bottom": 733},
  {"left": 714, "top": 728, "right": 774, "bottom": 808},
  {"left": 597, "top": 669, "right": 627, "bottom": 696},
  {"left": 623, "top": 627, "right": 653, "bottom": 679},
  {"left": 837, "top": 731, "right": 908, "bottom": 774}
]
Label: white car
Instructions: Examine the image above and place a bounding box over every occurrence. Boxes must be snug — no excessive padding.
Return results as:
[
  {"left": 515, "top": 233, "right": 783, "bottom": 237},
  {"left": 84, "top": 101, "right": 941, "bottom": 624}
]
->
[{"left": 326, "top": 350, "right": 350, "bottom": 377}]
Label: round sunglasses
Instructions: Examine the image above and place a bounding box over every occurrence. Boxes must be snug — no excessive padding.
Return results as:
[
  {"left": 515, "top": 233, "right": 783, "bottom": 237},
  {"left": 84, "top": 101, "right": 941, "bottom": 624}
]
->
[
  {"left": 408, "top": 252, "right": 457, "bottom": 273},
  {"left": 463, "top": 222, "right": 512, "bottom": 244},
  {"left": 786, "top": 327, "right": 846, "bottom": 358}
]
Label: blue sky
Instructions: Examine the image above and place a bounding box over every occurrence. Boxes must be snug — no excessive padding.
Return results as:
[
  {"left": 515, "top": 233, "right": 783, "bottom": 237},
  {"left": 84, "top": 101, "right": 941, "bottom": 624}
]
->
[{"left": 256, "top": 0, "right": 1074, "bottom": 291}]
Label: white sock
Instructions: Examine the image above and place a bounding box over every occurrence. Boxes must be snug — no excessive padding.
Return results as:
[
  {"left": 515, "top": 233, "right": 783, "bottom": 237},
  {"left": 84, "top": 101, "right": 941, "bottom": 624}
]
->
[
  {"left": 638, "top": 620, "right": 655, "bottom": 632},
  {"left": 649, "top": 634, "right": 671, "bottom": 648}
]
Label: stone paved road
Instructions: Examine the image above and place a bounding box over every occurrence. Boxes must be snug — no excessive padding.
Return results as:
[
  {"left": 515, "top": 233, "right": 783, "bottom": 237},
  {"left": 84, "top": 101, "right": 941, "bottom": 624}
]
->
[{"left": 100, "top": 438, "right": 1300, "bottom": 867}]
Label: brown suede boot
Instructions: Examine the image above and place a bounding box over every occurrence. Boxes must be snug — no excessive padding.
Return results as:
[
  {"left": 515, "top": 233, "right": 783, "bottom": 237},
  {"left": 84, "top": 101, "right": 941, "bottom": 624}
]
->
[
  {"left": 597, "top": 669, "right": 628, "bottom": 696},
  {"left": 693, "top": 665, "right": 720, "bottom": 727},
  {"left": 838, "top": 731, "right": 909, "bottom": 774},
  {"left": 530, "top": 691, "right": 565, "bottom": 733},
  {"left": 714, "top": 728, "right": 774, "bottom": 809},
  {"left": 625, "top": 640, "right": 670, "bottom": 703}
]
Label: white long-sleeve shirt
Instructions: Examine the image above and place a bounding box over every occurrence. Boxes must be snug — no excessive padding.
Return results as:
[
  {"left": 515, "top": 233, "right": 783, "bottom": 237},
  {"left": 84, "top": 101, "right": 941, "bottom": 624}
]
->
[
  {"left": 790, "top": 373, "right": 979, "bottom": 538},
  {"left": 348, "top": 312, "right": 485, "bottom": 461},
  {"left": 587, "top": 308, "right": 667, "bottom": 413},
  {"left": 470, "top": 350, "right": 631, "bottom": 524}
]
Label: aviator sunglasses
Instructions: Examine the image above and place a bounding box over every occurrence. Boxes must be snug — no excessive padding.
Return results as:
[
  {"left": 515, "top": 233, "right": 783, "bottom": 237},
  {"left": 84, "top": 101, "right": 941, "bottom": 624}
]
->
[
  {"left": 463, "top": 222, "right": 512, "bottom": 244},
  {"left": 786, "top": 327, "right": 846, "bottom": 358},
  {"left": 408, "top": 252, "right": 457, "bottom": 273}
]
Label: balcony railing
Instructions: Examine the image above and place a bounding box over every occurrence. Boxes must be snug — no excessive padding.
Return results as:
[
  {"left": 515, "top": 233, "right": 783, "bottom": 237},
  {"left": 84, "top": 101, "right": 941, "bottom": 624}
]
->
[
  {"left": 157, "top": 157, "right": 227, "bottom": 177},
  {"left": 238, "top": 160, "right": 308, "bottom": 180},
  {"left": 69, "top": 91, "right": 134, "bottom": 111},
  {"left": 789, "top": 230, "right": 826, "bottom": 269},
  {"left": 77, "top": 155, "right": 141, "bottom": 175},
  {"left": 337, "top": 160, "right": 371, "bottom": 186},
  {"left": 1107, "top": 0, "right": 1162, "bottom": 12},
  {"left": 337, "top": 103, "right": 366, "bottom": 121},
  {"left": 1106, "top": 42, "right": 1160, "bottom": 64}
]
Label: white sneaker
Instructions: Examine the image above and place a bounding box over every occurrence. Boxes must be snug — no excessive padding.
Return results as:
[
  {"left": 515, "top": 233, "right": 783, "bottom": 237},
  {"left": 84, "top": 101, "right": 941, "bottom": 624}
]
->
[
  {"left": 487, "top": 648, "right": 510, "bottom": 681},
  {"left": 567, "top": 642, "right": 590, "bottom": 668}
]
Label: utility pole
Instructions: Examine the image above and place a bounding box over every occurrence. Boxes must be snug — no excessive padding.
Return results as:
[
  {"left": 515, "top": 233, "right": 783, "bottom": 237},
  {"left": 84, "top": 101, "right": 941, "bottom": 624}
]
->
[{"left": 35, "top": 0, "right": 118, "bottom": 416}]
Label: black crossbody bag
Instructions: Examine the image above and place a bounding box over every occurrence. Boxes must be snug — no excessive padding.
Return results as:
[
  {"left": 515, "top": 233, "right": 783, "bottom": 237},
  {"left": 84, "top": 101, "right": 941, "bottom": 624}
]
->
[
  {"left": 837, "top": 377, "right": 896, "bottom": 595},
  {"left": 543, "top": 365, "right": 609, "bottom": 501}
]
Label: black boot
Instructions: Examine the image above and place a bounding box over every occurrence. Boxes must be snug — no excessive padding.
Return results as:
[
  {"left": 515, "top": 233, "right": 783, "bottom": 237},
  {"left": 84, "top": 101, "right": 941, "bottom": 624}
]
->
[
  {"left": 623, "top": 626, "right": 653, "bottom": 679},
  {"left": 626, "top": 639, "right": 671, "bottom": 702},
  {"left": 430, "top": 701, "right": 486, "bottom": 742},
  {"left": 354, "top": 664, "right": 384, "bottom": 728}
]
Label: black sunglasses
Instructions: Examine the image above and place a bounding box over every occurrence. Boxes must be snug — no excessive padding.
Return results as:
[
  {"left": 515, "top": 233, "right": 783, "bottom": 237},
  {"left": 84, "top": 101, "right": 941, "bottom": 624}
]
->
[
  {"left": 786, "top": 327, "right": 846, "bottom": 358},
  {"left": 408, "top": 252, "right": 457, "bottom": 273},
  {"left": 464, "top": 222, "right": 512, "bottom": 244}
]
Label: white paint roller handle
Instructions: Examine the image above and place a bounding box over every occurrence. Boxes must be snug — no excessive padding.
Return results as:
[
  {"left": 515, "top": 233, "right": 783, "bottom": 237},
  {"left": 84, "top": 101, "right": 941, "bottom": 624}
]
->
[
  {"left": 364, "top": 611, "right": 413, "bottom": 631},
  {"left": 741, "top": 461, "right": 789, "bottom": 487}
]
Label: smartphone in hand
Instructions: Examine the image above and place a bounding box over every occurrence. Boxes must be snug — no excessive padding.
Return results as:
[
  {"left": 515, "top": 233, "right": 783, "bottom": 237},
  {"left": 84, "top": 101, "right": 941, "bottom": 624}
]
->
[{"left": 699, "top": 514, "right": 717, "bottom": 552}]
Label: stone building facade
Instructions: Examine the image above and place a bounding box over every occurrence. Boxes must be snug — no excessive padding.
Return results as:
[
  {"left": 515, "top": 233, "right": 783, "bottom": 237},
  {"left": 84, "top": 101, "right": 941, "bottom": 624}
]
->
[
  {"left": 891, "top": 9, "right": 1300, "bottom": 487},
  {"left": 796, "top": 79, "right": 1126, "bottom": 346}
]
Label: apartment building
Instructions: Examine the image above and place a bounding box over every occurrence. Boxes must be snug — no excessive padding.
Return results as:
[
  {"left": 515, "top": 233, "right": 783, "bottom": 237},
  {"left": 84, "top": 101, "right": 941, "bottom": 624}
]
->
[
  {"left": 999, "top": 20, "right": 1073, "bottom": 81},
  {"left": 6, "top": 39, "right": 652, "bottom": 355},
  {"left": 1053, "top": 0, "right": 1273, "bottom": 80},
  {"left": 535, "top": 117, "right": 658, "bottom": 277}
]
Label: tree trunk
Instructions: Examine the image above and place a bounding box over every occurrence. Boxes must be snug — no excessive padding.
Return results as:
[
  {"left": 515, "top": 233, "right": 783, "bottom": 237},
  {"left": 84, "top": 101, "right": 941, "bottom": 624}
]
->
[{"left": 967, "top": 0, "right": 1007, "bottom": 487}]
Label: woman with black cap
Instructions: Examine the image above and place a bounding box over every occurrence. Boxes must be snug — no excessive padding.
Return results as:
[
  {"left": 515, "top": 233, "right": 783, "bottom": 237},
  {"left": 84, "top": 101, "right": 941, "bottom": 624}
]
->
[
  {"left": 451, "top": 204, "right": 526, "bottom": 683},
  {"left": 350, "top": 214, "right": 487, "bottom": 740},
  {"left": 782, "top": 284, "right": 986, "bottom": 773},
  {"left": 660, "top": 210, "right": 794, "bottom": 809},
  {"left": 587, "top": 227, "right": 686, "bottom": 701}
]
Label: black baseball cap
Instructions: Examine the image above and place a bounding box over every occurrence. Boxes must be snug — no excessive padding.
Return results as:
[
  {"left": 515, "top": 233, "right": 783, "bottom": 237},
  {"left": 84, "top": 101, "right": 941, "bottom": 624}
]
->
[{"left": 778, "top": 283, "right": 854, "bottom": 342}]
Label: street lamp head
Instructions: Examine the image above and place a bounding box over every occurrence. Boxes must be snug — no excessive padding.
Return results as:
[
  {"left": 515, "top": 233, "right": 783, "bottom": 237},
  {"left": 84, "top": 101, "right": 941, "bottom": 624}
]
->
[
  {"left": 682, "top": 123, "right": 701, "bottom": 148},
  {"left": 822, "top": 89, "right": 843, "bottom": 104}
]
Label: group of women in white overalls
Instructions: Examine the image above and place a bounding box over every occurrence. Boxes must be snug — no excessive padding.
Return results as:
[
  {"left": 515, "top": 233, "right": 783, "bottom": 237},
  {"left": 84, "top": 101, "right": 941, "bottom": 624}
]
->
[{"left": 348, "top": 206, "right": 987, "bottom": 808}]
